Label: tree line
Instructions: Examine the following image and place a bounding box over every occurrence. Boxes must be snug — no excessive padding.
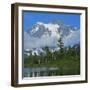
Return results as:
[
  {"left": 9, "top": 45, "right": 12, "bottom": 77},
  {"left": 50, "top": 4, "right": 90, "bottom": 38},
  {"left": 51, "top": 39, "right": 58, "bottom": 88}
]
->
[{"left": 24, "top": 36, "right": 80, "bottom": 69}]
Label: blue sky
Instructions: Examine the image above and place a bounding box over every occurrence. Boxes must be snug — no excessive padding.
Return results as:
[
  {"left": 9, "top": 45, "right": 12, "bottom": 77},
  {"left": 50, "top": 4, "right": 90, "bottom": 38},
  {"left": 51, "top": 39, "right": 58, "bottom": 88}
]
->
[{"left": 23, "top": 11, "right": 80, "bottom": 32}]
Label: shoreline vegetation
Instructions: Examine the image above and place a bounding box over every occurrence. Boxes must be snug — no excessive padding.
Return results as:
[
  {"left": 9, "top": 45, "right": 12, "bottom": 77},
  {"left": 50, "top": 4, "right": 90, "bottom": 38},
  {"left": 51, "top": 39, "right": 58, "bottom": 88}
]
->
[{"left": 24, "top": 37, "right": 80, "bottom": 76}]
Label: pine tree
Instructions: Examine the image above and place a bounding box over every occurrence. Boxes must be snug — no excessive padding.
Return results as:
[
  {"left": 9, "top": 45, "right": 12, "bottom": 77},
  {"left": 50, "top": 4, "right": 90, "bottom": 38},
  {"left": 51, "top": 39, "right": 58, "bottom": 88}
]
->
[
  {"left": 33, "top": 52, "right": 38, "bottom": 64},
  {"left": 58, "top": 35, "right": 64, "bottom": 53},
  {"left": 57, "top": 35, "right": 64, "bottom": 58},
  {"left": 42, "top": 46, "right": 52, "bottom": 63},
  {"left": 29, "top": 50, "right": 32, "bottom": 56}
]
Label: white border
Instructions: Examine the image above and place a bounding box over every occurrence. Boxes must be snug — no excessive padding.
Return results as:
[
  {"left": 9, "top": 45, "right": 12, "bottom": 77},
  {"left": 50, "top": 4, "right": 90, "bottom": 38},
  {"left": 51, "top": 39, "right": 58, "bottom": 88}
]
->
[{"left": 18, "top": 6, "right": 86, "bottom": 84}]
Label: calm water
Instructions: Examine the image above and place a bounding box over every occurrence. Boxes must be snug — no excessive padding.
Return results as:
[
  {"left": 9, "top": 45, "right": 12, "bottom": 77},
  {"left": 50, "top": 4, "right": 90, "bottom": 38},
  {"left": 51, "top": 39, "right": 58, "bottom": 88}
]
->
[{"left": 23, "top": 67, "right": 60, "bottom": 77}]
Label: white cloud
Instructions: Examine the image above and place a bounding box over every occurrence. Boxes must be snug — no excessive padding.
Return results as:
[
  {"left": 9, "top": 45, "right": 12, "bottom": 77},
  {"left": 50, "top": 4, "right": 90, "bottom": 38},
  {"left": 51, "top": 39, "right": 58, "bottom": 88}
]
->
[
  {"left": 24, "top": 31, "right": 60, "bottom": 49},
  {"left": 24, "top": 22, "right": 80, "bottom": 50},
  {"left": 63, "top": 30, "right": 80, "bottom": 46}
]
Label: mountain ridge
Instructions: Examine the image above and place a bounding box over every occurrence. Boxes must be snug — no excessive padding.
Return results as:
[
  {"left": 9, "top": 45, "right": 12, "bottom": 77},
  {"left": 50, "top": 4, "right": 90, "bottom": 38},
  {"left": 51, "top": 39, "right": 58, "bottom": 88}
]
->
[{"left": 24, "top": 20, "right": 80, "bottom": 55}]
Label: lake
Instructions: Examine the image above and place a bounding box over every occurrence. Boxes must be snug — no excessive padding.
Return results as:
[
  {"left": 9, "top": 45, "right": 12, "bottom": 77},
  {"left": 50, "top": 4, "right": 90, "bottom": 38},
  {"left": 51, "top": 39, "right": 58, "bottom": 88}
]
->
[{"left": 23, "top": 67, "right": 60, "bottom": 77}]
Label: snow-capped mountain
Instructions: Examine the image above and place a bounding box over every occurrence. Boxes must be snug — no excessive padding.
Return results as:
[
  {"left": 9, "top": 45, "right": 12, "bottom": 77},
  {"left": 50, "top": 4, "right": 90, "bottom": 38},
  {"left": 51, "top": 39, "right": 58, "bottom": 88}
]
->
[
  {"left": 29, "top": 22, "right": 60, "bottom": 38},
  {"left": 24, "top": 21, "right": 80, "bottom": 55}
]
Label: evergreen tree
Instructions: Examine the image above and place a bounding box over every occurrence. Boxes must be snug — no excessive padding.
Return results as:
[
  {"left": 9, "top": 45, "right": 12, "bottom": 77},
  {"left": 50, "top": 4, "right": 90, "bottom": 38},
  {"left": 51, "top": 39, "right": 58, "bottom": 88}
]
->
[
  {"left": 29, "top": 50, "right": 32, "bottom": 55},
  {"left": 33, "top": 52, "right": 38, "bottom": 64},
  {"left": 39, "top": 52, "right": 44, "bottom": 64},
  {"left": 42, "top": 46, "right": 52, "bottom": 63},
  {"left": 57, "top": 35, "right": 64, "bottom": 58}
]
